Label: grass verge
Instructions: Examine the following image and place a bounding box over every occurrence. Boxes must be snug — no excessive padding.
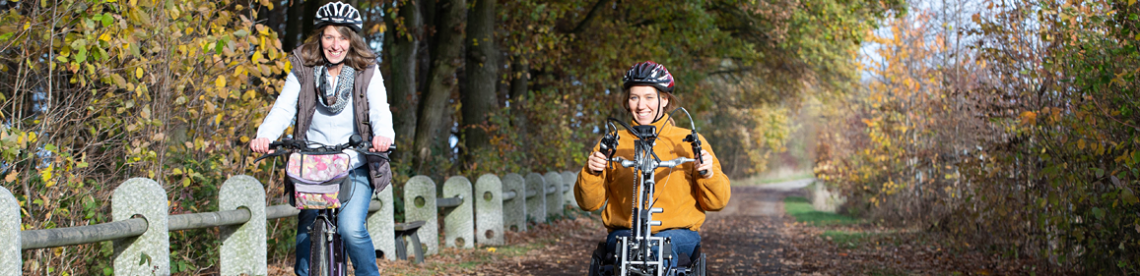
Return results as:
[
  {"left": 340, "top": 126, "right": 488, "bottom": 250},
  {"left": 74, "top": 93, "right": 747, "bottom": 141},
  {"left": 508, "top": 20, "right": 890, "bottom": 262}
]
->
[{"left": 784, "top": 196, "right": 861, "bottom": 226}]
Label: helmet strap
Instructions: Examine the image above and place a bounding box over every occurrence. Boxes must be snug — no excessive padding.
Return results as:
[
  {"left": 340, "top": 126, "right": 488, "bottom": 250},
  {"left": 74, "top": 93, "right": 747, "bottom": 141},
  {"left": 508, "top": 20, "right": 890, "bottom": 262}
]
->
[{"left": 650, "top": 91, "right": 665, "bottom": 124}]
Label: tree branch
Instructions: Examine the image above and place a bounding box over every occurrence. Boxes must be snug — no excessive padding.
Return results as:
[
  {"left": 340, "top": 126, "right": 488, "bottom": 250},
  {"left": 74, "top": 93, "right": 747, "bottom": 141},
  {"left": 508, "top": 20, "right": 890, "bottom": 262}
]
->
[{"left": 571, "top": 0, "right": 609, "bottom": 34}]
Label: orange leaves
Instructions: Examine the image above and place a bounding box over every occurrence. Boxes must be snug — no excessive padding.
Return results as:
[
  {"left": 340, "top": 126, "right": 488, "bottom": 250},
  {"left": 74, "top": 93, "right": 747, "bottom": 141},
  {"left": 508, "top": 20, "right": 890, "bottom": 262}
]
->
[{"left": 1018, "top": 111, "right": 1037, "bottom": 126}]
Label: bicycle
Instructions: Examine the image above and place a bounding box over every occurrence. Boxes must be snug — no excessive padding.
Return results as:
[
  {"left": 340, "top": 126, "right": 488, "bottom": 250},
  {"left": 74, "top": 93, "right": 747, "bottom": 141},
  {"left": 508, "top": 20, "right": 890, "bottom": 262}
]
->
[
  {"left": 588, "top": 107, "right": 709, "bottom": 276},
  {"left": 255, "top": 135, "right": 393, "bottom": 276}
]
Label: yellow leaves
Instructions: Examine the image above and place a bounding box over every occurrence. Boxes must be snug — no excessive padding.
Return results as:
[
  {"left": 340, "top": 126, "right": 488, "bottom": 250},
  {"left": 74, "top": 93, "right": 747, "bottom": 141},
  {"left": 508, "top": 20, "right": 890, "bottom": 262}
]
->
[
  {"left": 215, "top": 75, "right": 226, "bottom": 88},
  {"left": 240, "top": 136, "right": 250, "bottom": 143},
  {"left": 99, "top": 32, "right": 112, "bottom": 42},
  {"left": 135, "top": 67, "right": 144, "bottom": 79},
  {"left": 1019, "top": 111, "right": 1037, "bottom": 125},
  {"left": 251, "top": 51, "right": 263, "bottom": 64},
  {"left": 4, "top": 172, "right": 16, "bottom": 183},
  {"left": 40, "top": 164, "right": 54, "bottom": 188},
  {"left": 140, "top": 105, "right": 151, "bottom": 120}
]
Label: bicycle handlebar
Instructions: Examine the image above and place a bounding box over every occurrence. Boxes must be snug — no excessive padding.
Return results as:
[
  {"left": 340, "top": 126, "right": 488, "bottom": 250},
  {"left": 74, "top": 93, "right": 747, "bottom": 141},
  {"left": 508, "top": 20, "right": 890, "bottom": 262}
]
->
[{"left": 254, "top": 135, "right": 395, "bottom": 163}]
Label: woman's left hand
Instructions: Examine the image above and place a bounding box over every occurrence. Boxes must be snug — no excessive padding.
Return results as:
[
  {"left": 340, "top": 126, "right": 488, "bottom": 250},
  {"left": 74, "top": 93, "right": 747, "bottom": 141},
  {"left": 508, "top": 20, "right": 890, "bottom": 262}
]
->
[
  {"left": 698, "top": 150, "right": 714, "bottom": 178},
  {"left": 371, "top": 136, "right": 393, "bottom": 152}
]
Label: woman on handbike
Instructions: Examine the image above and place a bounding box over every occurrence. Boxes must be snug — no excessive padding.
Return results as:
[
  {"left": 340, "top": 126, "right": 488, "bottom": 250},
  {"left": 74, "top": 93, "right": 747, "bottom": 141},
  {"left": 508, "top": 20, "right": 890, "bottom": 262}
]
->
[
  {"left": 248, "top": 2, "right": 392, "bottom": 275},
  {"left": 576, "top": 61, "right": 731, "bottom": 271}
]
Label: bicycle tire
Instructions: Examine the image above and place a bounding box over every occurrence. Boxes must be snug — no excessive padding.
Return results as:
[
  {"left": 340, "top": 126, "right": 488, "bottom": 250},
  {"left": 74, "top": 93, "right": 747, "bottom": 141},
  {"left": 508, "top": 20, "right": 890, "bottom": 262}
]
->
[{"left": 310, "top": 219, "right": 331, "bottom": 276}]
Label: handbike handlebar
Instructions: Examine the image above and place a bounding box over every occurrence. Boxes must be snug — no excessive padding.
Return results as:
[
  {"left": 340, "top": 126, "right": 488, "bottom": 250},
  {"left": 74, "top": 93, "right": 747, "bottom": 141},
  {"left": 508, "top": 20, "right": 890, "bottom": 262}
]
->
[{"left": 607, "top": 156, "right": 697, "bottom": 170}]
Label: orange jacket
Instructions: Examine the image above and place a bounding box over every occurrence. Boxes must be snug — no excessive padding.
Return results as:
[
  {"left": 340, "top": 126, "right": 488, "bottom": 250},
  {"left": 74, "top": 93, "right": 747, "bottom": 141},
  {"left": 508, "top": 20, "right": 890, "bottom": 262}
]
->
[{"left": 575, "top": 115, "right": 731, "bottom": 233}]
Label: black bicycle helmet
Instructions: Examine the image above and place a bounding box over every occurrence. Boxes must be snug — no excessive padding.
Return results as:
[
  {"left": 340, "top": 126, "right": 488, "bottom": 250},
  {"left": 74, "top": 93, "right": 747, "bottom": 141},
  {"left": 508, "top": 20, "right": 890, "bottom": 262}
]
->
[
  {"left": 315, "top": 2, "right": 364, "bottom": 33},
  {"left": 622, "top": 61, "right": 675, "bottom": 93}
]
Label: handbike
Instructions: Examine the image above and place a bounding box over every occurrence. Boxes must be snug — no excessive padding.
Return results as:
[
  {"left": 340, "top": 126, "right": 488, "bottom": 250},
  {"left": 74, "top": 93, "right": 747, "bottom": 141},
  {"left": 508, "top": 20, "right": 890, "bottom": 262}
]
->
[
  {"left": 588, "top": 107, "right": 709, "bottom": 276},
  {"left": 255, "top": 135, "right": 393, "bottom": 276}
]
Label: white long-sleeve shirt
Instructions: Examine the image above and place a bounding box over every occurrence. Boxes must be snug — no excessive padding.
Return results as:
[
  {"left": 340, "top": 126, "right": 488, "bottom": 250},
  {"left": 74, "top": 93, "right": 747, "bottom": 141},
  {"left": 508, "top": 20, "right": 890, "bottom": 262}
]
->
[{"left": 256, "top": 70, "right": 395, "bottom": 169}]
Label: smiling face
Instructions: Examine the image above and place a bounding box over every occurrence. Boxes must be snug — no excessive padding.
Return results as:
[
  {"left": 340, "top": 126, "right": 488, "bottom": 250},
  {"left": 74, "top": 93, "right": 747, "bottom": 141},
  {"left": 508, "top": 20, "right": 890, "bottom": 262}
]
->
[
  {"left": 320, "top": 25, "right": 351, "bottom": 65},
  {"left": 628, "top": 86, "right": 669, "bottom": 125}
]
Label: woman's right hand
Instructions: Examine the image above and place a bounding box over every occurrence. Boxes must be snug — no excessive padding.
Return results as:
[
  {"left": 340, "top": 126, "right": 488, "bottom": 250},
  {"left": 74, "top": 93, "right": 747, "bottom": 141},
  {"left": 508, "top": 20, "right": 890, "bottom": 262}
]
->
[
  {"left": 587, "top": 151, "right": 607, "bottom": 173},
  {"left": 250, "top": 137, "right": 274, "bottom": 154}
]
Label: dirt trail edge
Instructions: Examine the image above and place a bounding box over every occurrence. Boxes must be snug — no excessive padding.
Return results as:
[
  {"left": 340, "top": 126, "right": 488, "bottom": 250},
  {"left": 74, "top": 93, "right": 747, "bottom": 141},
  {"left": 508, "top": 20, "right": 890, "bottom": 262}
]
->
[{"left": 500, "top": 180, "right": 809, "bottom": 275}]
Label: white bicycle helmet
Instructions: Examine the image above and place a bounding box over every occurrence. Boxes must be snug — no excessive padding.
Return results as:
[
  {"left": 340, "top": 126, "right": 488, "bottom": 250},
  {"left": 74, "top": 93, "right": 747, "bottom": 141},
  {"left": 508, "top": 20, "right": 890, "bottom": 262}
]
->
[{"left": 315, "top": 1, "right": 363, "bottom": 33}]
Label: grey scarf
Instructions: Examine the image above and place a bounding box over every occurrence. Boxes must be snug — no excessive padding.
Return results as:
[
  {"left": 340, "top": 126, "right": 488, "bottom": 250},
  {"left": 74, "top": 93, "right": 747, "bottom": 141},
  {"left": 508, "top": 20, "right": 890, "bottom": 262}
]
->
[{"left": 314, "top": 65, "right": 355, "bottom": 114}]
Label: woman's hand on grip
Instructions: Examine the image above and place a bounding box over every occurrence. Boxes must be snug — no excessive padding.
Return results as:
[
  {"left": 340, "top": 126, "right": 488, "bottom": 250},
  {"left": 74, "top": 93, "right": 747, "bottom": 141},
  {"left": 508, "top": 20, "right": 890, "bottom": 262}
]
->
[
  {"left": 250, "top": 137, "right": 274, "bottom": 154},
  {"left": 588, "top": 151, "right": 607, "bottom": 173},
  {"left": 698, "top": 150, "right": 714, "bottom": 178},
  {"left": 371, "top": 136, "right": 393, "bottom": 152}
]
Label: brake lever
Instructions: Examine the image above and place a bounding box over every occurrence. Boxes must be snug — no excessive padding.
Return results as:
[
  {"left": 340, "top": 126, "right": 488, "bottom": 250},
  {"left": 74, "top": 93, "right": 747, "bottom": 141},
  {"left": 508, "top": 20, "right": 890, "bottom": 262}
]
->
[
  {"left": 685, "top": 134, "right": 710, "bottom": 176},
  {"left": 253, "top": 148, "right": 288, "bottom": 163}
]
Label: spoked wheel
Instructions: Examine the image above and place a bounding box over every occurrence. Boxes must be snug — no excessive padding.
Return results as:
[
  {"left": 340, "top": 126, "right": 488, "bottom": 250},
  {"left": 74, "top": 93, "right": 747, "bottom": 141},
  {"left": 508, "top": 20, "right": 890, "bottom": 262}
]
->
[{"left": 309, "top": 219, "right": 332, "bottom": 276}]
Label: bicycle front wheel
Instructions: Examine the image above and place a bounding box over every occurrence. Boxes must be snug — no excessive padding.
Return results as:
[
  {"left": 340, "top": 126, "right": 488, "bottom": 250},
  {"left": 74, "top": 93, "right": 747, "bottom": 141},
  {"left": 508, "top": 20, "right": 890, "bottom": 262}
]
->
[{"left": 309, "top": 219, "right": 332, "bottom": 276}]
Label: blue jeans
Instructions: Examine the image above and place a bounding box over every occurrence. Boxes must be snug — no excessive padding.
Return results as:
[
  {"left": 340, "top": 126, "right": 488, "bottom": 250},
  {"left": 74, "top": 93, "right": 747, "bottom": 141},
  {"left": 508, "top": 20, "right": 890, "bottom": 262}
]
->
[
  {"left": 606, "top": 228, "right": 700, "bottom": 268},
  {"left": 295, "top": 167, "right": 379, "bottom": 276}
]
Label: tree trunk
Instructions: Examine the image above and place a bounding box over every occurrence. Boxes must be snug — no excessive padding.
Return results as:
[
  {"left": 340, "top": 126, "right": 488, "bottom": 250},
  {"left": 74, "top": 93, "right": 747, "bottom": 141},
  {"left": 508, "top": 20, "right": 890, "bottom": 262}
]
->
[
  {"left": 460, "top": 0, "right": 498, "bottom": 169},
  {"left": 412, "top": 0, "right": 466, "bottom": 174},
  {"left": 284, "top": 0, "right": 305, "bottom": 51},
  {"left": 509, "top": 60, "right": 529, "bottom": 161},
  {"left": 383, "top": 0, "right": 422, "bottom": 160},
  {"left": 300, "top": 0, "right": 326, "bottom": 42}
]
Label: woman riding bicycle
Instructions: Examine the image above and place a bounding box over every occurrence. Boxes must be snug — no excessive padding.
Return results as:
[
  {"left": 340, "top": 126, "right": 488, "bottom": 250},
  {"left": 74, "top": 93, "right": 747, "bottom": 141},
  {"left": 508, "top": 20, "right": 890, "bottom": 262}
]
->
[
  {"left": 575, "top": 61, "right": 731, "bottom": 269},
  {"left": 249, "top": 2, "right": 392, "bottom": 275}
]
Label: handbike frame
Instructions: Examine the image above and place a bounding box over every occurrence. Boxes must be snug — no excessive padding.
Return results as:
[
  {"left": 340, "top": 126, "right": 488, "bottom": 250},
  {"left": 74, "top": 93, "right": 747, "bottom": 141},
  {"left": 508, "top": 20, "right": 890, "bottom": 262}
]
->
[{"left": 600, "top": 107, "right": 704, "bottom": 276}]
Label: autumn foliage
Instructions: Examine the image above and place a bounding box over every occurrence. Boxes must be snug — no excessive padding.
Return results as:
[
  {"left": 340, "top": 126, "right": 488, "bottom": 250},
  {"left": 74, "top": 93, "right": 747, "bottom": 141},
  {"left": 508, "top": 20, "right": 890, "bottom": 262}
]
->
[{"left": 816, "top": 0, "right": 1140, "bottom": 273}]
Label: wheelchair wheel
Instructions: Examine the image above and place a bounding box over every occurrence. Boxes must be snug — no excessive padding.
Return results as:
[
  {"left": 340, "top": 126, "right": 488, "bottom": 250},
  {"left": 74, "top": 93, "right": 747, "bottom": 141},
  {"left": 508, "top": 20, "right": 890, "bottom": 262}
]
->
[
  {"left": 589, "top": 242, "right": 607, "bottom": 276},
  {"left": 692, "top": 253, "right": 706, "bottom": 276}
]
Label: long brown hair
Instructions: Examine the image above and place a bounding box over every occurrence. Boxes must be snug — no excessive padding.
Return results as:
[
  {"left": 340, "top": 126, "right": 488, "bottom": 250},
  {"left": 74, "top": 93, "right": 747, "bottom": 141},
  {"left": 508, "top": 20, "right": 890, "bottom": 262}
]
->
[{"left": 298, "top": 25, "right": 377, "bottom": 71}]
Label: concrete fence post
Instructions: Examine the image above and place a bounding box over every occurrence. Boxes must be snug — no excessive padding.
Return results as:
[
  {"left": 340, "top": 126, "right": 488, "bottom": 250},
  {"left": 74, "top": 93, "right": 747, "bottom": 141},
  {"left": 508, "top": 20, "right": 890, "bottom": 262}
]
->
[
  {"left": 501, "top": 173, "right": 526, "bottom": 232},
  {"left": 524, "top": 173, "right": 545, "bottom": 223},
  {"left": 112, "top": 178, "right": 169, "bottom": 275},
  {"left": 403, "top": 175, "right": 438, "bottom": 255},
  {"left": 367, "top": 184, "right": 396, "bottom": 260},
  {"left": 0, "top": 186, "right": 19, "bottom": 275},
  {"left": 544, "top": 172, "right": 564, "bottom": 219},
  {"left": 218, "top": 175, "right": 266, "bottom": 276},
  {"left": 442, "top": 176, "right": 474, "bottom": 249},
  {"left": 561, "top": 171, "right": 578, "bottom": 209},
  {"left": 474, "top": 174, "right": 504, "bottom": 246}
]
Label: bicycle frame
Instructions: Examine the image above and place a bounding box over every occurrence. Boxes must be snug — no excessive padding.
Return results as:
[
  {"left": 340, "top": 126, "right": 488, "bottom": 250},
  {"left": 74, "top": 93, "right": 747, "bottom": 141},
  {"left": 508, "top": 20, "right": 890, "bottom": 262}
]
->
[{"left": 311, "top": 209, "right": 347, "bottom": 276}]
